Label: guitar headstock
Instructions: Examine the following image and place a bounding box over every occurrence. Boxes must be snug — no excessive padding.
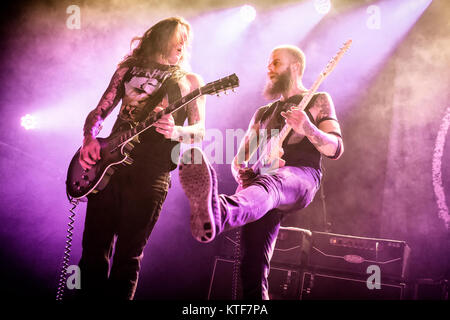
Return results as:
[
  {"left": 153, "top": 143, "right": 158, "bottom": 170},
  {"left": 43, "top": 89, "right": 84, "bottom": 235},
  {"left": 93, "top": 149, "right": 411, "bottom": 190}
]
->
[
  {"left": 322, "top": 39, "right": 352, "bottom": 78},
  {"left": 200, "top": 73, "right": 240, "bottom": 96}
]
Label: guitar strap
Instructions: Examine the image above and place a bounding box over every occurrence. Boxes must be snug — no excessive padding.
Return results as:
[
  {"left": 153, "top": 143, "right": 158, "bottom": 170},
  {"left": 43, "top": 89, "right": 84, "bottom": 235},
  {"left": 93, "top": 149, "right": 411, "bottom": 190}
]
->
[
  {"left": 256, "top": 93, "right": 320, "bottom": 142},
  {"left": 136, "top": 70, "right": 186, "bottom": 123},
  {"left": 282, "top": 93, "right": 319, "bottom": 144}
]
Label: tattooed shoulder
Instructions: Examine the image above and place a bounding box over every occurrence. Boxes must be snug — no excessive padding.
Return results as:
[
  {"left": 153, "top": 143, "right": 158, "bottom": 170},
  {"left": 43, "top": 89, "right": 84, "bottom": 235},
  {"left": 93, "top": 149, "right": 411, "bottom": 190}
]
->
[
  {"left": 314, "top": 92, "right": 336, "bottom": 120},
  {"left": 97, "top": 67, "right": 129, "bottom": 112},
  {"left": 185, "top": 72, "right": 205, "bottom": 124}
]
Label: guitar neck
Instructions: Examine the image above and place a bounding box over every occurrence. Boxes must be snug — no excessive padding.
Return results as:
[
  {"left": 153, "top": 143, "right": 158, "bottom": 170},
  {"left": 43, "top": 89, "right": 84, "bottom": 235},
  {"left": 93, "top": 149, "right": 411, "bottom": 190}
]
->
[
  {"left": 115, "top": 89, "right": 201, "bottom": 146},
  {"left": 142, "top": 88, "right": 200, "bottom": 129}
]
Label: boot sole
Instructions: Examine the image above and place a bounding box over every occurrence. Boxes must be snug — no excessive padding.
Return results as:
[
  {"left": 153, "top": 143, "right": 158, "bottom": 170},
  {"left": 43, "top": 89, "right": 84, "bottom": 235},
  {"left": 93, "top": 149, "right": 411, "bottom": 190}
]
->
[{"left": 179, "top": 148, "right": 216, "bottom": 243}]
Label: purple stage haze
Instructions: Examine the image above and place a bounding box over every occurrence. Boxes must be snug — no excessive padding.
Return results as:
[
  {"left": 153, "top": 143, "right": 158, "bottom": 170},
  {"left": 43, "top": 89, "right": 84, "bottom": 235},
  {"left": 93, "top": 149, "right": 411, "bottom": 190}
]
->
[{"left": 0, "top": 0, "right": 448, "bottom": 300}]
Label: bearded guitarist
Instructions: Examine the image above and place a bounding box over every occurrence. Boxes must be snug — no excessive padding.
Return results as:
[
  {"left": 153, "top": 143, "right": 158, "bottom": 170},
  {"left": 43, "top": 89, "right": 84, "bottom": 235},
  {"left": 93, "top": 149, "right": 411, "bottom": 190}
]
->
[
  {"left": 77, "top": 17, "right": 205, "bottom": 300},
  {"left": 178, "top": 45, "right": 344, "bottom": 300}
]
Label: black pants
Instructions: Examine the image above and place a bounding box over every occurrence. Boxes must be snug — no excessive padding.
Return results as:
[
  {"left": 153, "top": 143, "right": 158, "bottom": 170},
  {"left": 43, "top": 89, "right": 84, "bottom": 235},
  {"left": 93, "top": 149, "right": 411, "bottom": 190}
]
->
[
  {"left": 240, "top": 210, "right": 283, "bottom": 300},
  {"left": 78, "top": 160, "right": 170, "bottom": 300}
]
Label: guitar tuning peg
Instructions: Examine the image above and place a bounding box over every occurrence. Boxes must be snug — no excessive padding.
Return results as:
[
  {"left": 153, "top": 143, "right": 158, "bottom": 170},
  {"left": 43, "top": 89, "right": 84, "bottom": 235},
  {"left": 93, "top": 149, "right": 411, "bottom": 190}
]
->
[
  {"left": 217, "top": 93, "right": 220, "bottom": 97},
  {"left": 224, "top": 90, "right": 228, "bottom": 95}
]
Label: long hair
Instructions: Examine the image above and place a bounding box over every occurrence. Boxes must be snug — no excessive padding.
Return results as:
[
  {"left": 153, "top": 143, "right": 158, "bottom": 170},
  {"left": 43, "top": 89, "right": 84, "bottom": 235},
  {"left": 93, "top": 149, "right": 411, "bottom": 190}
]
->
[{"left": 119, "top": 16, "right": 192, "bottom": 69}]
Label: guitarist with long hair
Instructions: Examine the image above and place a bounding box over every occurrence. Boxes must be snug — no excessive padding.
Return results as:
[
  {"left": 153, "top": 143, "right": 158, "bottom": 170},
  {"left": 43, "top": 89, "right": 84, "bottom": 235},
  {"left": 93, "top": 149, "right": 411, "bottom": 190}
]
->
[
  {"left": 77, "top": 16, "right": 205, "bottom": 300},
  {"left": 179, "top": 45, "right": 344, "bottom": 299}
]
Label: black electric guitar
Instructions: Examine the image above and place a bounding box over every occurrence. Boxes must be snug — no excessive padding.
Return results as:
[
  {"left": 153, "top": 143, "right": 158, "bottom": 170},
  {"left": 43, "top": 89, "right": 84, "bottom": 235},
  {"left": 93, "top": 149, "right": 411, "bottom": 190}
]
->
[{"left": 66, "top": 73, "right": 239, "bottom": 200}]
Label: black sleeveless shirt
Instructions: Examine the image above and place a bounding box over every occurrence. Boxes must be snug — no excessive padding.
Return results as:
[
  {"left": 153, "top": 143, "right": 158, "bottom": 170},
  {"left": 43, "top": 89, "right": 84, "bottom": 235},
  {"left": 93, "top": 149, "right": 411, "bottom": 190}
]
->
[{"left": 254, "top": 94, "right": 322, "bottom": 171}]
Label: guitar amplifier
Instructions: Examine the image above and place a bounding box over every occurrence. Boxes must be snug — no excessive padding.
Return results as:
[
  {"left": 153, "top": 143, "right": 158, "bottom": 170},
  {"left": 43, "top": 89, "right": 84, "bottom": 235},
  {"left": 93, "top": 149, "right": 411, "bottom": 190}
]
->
[
  {"left": 309, "top": 232, "right": 411, "bottom": 280},
  {"left": 271, "top": 227, "right": 312, "bottom": 267}
]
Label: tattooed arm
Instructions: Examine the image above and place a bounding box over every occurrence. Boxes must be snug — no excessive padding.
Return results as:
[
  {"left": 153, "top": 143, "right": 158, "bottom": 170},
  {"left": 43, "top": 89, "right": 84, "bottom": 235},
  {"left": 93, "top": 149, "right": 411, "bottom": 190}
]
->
[
  {"left": 281, "top": 92, "right": 344, "bottom": 160},
  {"left": 171, "top": 73, "right": 206, "bottom": 143},
  {"left": 83, "top": 67, "right": 129, "bottom": 140},
  {"left": 79, "top": 67, "right": 129, "bottom": 170}
]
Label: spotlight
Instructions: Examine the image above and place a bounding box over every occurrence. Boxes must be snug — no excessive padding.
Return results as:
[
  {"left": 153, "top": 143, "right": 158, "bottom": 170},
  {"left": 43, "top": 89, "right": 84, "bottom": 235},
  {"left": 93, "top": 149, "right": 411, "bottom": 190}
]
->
[
  {"left": 314, "top": 0, "right": 331, "bottom": 15},
  {"left": 240, "top": 5, "right": 256, "bottom": 23},
  {"left": 21, "top": 114, "right": 37, "bottom": 130}
]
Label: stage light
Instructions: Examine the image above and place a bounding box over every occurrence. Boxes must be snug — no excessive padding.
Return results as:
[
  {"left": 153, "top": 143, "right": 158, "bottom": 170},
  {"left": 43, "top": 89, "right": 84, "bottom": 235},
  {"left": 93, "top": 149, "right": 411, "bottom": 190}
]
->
[
  {"left": 240, "top": 5, "right": 256, "bottom": 23},
  {"left": 314, "top": 0, "right": 331, "bottom": 15},
  {"left": 21, "top": 114, "right": 37, "bottom": 130}
]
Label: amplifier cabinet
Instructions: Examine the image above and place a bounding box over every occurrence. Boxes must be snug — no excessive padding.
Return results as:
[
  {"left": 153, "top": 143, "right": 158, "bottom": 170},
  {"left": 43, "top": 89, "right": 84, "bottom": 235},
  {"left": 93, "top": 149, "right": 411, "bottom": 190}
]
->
[
  {"left": 310, "top": 232, "right": 411, "bottom": 281},
  {"left": 208, "top": 257, "right": 242, "bottom": 300},
  {"left": 268, "top": 266, "right": 303, "bottom": 300},
  {"left": 210, "top": 227, "right": 310, "bottom": 300},
  {"left": 300, "top": 271, "right": 406, "bottom": 300},
  {"left": 271, "top": 227, "right": 312, "bottom": 267},
  {"left": 209, "top": 257, "right": 305, "bottom": 300}
]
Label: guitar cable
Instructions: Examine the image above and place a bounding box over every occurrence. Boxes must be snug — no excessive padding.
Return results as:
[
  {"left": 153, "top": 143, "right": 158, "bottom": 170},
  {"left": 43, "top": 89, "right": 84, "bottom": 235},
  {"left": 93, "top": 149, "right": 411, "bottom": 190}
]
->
[
  {"left": 319, "top": 166, "right": 332, "bottom": 233},
  {"left": 231, "top": 228, "right": 242, "bottom": 300},
  {"left": 55, "top": 194, "right": 79, "bottom": 301}
]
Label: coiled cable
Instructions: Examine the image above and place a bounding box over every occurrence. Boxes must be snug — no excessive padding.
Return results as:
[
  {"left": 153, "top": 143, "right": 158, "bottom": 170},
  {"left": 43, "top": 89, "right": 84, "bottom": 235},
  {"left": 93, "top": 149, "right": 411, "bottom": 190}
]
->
[
  {"left": 231, "top": 228, "right": 241, "bottom": 300},
  {"left": 55, "top": 197, "right": 78, "bottom": 301}
]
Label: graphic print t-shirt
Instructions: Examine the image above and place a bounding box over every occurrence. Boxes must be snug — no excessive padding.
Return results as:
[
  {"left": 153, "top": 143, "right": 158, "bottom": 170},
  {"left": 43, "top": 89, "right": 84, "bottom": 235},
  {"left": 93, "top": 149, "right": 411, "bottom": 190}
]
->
[
  {"left": 114, "top": 63, "right": 188, "bottom": 171},
  {"left": 119, "top": 64, "right": 175, "bottom": 123}
]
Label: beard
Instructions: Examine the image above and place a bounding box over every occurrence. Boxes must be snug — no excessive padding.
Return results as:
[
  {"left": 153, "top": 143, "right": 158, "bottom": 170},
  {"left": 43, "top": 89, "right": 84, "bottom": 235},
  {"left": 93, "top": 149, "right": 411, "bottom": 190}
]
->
[{"left": 263, "top": 68, "right": 293, "bottom": 100}]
